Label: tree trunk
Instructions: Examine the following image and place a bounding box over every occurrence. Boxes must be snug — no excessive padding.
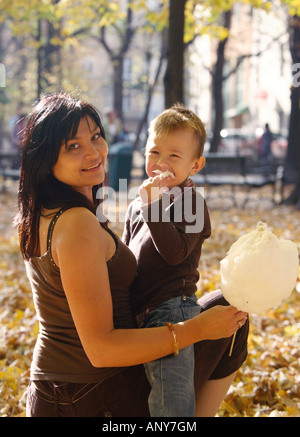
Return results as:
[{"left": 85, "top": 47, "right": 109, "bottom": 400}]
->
[
  {"left": 283, "top": 15, "right": 300, "bottom": 208},
  {"left": 133, "top": 30, "right": 167, "bottom": 151},
  {"left": 37, "top": 18, "right": 62, "bottom": 98},
  {"left": 209, "top": 10, "right": 232, "bottom": 153},
  {"left": 164, "top": 0, "right": 186, "bottom": 108},
  {"left": 112, "top": 58, "right": 124, "bottom": 121},
  {"left": 37, "top": 19, "right": 43, "bottom": 98},
  {"left": 99, "top": 4, "right": 134, "bottom": 123},
  {"left": 285, "top": 85, "right": 300, "bottom": 181}
]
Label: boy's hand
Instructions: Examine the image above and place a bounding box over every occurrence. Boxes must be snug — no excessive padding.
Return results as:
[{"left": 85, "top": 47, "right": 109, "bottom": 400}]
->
[{"left": 139, "top": 176, "right": 168, "bottom": 204}]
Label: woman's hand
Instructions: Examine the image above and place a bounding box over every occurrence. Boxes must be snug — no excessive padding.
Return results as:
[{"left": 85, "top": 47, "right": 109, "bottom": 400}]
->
[{"left": 195, "top": 305, "right": 248, "bottom": 341}]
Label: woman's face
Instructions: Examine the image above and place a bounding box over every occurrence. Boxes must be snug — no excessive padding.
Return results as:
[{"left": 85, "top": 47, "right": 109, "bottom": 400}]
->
[{"left": 52, "top": 116, "right": 108, "bottom": 201}]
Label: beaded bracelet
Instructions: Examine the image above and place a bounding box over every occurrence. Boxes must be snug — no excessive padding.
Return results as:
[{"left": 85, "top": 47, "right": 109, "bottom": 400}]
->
[{"left": 166, "top": 322, "right": 179, "bottom": 356}]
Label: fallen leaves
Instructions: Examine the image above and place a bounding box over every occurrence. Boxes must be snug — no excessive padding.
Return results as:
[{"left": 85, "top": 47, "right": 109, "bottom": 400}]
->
[
  {"left": 0, "top": 183, "right": 299, "bottom": 416},
  {"left": 0, "top": 191, "right": 37, "bottom": 416},
  {"left": 219, "top": 301, "right": 300, "bottom": 417}
]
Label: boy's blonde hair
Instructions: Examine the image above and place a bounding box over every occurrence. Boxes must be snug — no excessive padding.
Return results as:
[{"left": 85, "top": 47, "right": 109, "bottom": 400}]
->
[{"left": 146, "top": 103, "right": 207, "bottom": 157}]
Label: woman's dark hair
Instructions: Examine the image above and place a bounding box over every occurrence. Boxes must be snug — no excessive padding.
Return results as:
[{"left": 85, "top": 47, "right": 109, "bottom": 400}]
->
[{"left": 16, "top": 91, "right": 107, "bottom": 260}]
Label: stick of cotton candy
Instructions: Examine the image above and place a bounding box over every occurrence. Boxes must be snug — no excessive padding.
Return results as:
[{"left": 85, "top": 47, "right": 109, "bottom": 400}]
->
[
  {"left": 152, "top": 169, "right": 175, "bottom": 179},
  {"left": 220, "top": 222, "right": 299, "bottom": 355}
]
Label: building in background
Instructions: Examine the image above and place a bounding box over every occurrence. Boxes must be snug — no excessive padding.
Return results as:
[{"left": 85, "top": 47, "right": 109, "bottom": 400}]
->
[{"left": 186, "top": 2, "right": 290, "bottom": 155}]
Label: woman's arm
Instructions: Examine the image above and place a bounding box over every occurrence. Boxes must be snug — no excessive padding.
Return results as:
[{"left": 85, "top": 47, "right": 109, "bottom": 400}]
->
[{"left": 52, "top": 208, "right": 247, "bottom": 368}]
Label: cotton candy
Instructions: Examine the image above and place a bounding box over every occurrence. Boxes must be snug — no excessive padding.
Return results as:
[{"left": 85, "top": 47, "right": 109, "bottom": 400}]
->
[
  {"left": 220, "top": 222, "right": 299, "bottom": 314},
  {"left": 152, "top": 169, "right": 175, "bottom": 179}
]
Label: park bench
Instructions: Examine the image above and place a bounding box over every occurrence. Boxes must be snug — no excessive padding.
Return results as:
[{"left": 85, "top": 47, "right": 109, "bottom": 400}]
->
[
  {"left": 191, "top": 153, "right": 283, "bottom": 207},
  {"left": 0, "top": 151, "right": 20, "bottom": 191}
]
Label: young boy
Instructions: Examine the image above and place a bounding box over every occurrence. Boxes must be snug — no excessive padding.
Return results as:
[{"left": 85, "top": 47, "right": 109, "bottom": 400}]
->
[{"left": 122, "top": 104, "right": 211, "bottom": 417}]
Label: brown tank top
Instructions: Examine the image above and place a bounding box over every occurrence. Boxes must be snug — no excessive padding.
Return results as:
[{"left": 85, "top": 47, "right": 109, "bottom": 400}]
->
[{"left": 25, "top": 208, "right": 137, "bottom": 383}]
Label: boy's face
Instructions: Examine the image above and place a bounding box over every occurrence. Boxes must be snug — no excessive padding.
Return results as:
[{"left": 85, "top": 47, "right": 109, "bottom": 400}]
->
[{"left": 145, "top": 128, "right": 205, "bottom": 189}]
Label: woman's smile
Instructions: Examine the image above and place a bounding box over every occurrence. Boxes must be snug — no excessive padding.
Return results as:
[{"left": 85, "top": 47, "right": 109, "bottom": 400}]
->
[{"left": 81, "top": 160, "right": 102, "bottom": 172}]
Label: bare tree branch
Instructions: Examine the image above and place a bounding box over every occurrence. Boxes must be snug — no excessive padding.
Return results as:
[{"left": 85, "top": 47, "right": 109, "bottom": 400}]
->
[{"left": 222, "top": 31, "right": 287, "bottom": 80}]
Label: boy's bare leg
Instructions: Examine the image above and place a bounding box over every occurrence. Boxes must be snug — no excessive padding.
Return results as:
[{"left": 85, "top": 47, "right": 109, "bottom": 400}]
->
[{"left": 195, "top": 372, "right": 237, "bottom": 417}]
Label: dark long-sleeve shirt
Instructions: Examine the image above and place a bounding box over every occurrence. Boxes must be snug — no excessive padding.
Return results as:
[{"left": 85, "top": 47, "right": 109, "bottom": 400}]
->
[{"left": 122, "top": 187, "right": 211, "bottom": 315}]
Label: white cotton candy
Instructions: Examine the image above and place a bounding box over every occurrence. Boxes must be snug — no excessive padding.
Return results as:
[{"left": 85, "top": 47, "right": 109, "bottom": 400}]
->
[
  {"left": 152, "top": 169, "right": 175, "bottom": 179},
  {"left": 220, "top": 222, "right": 299, "bottom": 314}
]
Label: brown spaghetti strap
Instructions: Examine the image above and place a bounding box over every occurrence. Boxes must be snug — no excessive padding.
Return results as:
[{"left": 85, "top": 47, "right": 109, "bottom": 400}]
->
[
  {"left": 46, "top": 207, "right": 72, "bottom": 268},
  {"left": 46, "top": 208, "right": 67, "bottom": 252}
]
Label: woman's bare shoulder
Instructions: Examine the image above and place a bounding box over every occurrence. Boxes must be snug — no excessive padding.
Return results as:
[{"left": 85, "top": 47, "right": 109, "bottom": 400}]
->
[
  {"left": 54, "top": 207, "right": 102, "bottom": 245},
  {"left": 59, "top": 206, "right": 98, "bottom": 223}
]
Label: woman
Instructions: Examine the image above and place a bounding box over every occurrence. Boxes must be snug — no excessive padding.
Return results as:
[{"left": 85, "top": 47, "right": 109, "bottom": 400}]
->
[{"left": 17, "top": 92, "right": 248, "bottom": 417}]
